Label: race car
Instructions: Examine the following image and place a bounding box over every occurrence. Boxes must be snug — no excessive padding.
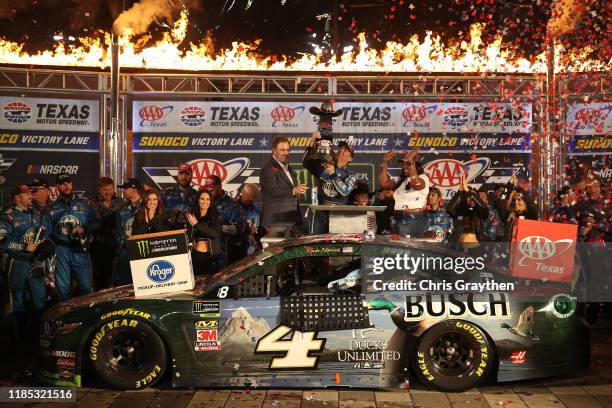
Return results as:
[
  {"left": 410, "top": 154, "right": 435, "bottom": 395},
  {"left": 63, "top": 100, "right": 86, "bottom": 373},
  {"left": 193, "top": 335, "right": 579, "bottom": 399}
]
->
[{"left": 37, "top": 235, "right": 589, "bottom": 392}]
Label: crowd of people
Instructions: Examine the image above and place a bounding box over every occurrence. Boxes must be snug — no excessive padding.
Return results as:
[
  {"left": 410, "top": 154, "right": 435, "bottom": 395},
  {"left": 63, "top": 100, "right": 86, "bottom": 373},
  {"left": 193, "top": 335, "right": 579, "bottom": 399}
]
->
[{"left": 0, "top": 132, "right": 610, "bottom": 342}]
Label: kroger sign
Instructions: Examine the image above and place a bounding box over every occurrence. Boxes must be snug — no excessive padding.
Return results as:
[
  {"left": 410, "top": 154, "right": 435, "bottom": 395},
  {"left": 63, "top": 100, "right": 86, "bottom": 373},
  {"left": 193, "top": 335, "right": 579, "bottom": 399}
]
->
[{"left": 146, "top": 260, "right": 176, "bottom": 283}]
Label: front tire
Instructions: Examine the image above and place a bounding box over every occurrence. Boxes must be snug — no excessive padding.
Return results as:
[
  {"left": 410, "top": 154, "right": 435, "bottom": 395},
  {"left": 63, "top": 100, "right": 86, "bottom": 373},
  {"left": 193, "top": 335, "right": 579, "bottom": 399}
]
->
[
  {"left": 413, "top": 320, "right": 493, "bottom": 392},
  {"left": 88, "top": 319, "right": 167, "bottom": 390}
]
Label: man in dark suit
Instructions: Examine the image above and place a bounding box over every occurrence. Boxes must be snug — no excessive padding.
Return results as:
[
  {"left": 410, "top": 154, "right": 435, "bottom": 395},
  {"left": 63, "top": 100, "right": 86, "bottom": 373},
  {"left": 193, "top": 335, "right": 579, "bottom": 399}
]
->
[{"left": 260, "top": 137, "right": 308, "bottom": 237}]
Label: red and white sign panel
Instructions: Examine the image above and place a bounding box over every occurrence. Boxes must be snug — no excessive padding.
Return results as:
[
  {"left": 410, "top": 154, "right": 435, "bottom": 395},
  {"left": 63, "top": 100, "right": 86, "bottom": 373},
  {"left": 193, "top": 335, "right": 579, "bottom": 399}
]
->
[{"left": 510, "top": 219, "right": 578, "bottom": 283}]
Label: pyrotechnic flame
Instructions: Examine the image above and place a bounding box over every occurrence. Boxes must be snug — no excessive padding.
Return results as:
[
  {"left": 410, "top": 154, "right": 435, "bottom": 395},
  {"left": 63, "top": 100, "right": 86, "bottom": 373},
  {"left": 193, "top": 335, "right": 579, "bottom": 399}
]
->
[{"left": 0, "top": 11, "right": 608, "bottom": 73}]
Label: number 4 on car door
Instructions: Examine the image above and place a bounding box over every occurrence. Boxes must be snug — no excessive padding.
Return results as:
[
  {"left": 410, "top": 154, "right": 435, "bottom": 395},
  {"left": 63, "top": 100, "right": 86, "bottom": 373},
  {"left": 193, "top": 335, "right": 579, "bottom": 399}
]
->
[{"left": 254, "top": 325, "right": 326, "bottom": 369}]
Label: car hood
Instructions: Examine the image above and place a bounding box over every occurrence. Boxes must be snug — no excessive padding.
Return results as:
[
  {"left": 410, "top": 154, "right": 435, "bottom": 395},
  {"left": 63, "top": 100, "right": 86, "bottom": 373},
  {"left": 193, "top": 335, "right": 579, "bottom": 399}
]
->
[{"left": 44, "top": 276, "right": 214, "bottom": 320}]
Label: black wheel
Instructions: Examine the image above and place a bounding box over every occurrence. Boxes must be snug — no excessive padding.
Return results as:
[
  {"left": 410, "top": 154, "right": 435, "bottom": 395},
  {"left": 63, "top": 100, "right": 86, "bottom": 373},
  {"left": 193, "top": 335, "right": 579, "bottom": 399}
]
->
[
  {"left": 413, "top": 320, "right": 493, "bottom": 392},
  {"left": 88, "top": 319, "right": 167, "bottom": 390}
]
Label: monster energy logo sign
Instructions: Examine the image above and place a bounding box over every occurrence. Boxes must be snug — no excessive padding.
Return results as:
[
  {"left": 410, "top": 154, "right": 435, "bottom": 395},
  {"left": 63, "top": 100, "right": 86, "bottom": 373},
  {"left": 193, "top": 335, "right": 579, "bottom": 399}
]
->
[{"left": 136, "top": 240, "right": 150, "bottom": 257}]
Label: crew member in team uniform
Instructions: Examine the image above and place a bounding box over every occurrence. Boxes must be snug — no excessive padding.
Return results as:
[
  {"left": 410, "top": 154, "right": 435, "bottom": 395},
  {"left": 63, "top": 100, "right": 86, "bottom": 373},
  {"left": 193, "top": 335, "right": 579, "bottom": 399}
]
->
[
  {"left": 114, "top": 179, "right": 143, "bottom": 286},
  {"left": 228, "top": 183, "right": 262, "bottom": 264},
  {"left": 0, "top": 185, "right": 46, "bottom": 342},
  {"left": 43, "top": 174, "right": 99, "bottom": 300},
  {"left": 30, "top": 178, "right": 51, "bottom": 218},
  {"left": 205, "top": 175, "right": 242, "bottom": 267},
  {"left": 163, "top": 163, "right": 198, "bottom": 229},
  {"left": 91, "top": 177, "right": 123, "bottom": 290}
]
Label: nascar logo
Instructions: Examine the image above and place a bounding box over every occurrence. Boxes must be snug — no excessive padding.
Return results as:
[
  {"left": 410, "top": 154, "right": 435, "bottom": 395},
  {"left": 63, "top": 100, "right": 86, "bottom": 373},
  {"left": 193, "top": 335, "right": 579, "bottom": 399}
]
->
[
  {"left": 180, "top": 106, "right": 206, "bottom": 127},
  {"left": 26, "top": 164, "right": 79, "bottom": 175},
  {"left": 3, "top": 102, "right": 31, "bottom": 124}
]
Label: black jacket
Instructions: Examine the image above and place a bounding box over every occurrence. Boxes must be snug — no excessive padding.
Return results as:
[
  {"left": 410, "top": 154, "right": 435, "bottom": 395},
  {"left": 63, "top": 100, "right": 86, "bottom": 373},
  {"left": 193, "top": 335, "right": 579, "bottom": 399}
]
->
[
  {"left": 494, "top": 183, "right": 538, "bottom": 242},
  {"left": 446, "top": 190, "right": 489, "bottom": 246},
  {"left": 189, "top": 211, "right": 222, "bottom": 256},
  {"left": 260, "top": 157, "right": 302, "bottom": 227},
  {"left": 132, "top": 211, "right": 171, "bottom": 236}
]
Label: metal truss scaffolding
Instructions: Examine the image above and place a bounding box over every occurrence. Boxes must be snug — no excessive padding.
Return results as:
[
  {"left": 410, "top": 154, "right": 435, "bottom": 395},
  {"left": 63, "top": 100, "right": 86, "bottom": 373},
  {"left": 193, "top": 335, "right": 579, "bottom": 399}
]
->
[{"left": 1, "top": 66, "right": 609, "bottom": 213}]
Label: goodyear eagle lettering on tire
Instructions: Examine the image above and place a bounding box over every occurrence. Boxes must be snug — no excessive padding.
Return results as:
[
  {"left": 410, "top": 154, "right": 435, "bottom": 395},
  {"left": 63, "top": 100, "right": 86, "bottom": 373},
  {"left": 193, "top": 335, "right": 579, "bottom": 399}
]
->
[
  {"left": 413, "top": 320, "right": 493, "bottom": 392},
  {"left": 89, "top": 319, "right": 139, "bottom": 361}
]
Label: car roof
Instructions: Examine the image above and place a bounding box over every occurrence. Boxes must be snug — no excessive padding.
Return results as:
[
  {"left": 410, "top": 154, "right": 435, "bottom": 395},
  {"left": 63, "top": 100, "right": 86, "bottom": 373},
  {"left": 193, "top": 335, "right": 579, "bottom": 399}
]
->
[{"left": 198, "top": 234, "right": 493, "bottom": 295}]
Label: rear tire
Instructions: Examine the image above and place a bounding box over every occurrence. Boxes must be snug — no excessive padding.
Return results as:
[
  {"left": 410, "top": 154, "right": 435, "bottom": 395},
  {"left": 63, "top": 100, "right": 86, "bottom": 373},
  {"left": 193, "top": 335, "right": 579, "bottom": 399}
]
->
[
  {"left": 88, "top": 319, "right": 167, "bottom": 390},
  {"left": 413, "top": 320, "right": 493, "bottom": 392}
]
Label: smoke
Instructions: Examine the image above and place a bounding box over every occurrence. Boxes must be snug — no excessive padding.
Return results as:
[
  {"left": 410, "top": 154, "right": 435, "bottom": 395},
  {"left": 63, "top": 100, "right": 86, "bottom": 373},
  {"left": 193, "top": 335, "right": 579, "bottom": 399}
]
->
[
  {"left": 112, "top": 0, "right": 201, "bottom": 36},
  {"left": 546, "top": 0, "right": 588, "bottom": 37},
  {"left": 0, "top": 0, "right": 33, "bottom": 18}
]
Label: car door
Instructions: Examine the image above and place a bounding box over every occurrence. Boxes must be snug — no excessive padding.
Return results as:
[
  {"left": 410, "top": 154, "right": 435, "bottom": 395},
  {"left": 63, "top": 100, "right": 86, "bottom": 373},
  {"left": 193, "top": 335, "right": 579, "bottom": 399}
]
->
[{"left": 190, "top": 242, "right": 408, "bottom": 388}]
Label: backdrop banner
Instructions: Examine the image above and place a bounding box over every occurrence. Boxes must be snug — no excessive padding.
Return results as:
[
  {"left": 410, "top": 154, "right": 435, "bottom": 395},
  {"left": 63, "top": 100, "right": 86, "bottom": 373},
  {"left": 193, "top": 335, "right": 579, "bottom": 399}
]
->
[
  {"left": 0, "top": 96, "right": 100, "bottom": 209},
  {"left": 133, "top": 100, "right": 533, "bottom": 203}
]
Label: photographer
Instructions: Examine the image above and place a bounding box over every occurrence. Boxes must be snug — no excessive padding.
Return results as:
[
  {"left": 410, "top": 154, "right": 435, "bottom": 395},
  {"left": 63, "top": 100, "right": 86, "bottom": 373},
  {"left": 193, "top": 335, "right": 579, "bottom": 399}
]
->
[
  {"left": 446, "top": 175, "right": 489, "bottom": 248},
  {"left": 495, "top": 172, "right": 538, "bottom": 242}
]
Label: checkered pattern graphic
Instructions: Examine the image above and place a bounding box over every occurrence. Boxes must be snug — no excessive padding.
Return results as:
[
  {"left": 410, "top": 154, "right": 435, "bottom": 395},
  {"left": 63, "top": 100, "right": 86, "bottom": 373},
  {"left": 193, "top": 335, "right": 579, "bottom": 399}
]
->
[
  {"left": 281, "top": 294, "right": 372, "bottom": 332},
  {"left": 142, "top": 167, "right": 260, "bottom": 196}
]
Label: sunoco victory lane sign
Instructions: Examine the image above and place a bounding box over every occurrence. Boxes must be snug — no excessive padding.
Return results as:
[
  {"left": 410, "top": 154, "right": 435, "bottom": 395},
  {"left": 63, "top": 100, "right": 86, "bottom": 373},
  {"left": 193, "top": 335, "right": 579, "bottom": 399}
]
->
[{"left": 127, "top": 230, "right": 194, "bottom": 297}]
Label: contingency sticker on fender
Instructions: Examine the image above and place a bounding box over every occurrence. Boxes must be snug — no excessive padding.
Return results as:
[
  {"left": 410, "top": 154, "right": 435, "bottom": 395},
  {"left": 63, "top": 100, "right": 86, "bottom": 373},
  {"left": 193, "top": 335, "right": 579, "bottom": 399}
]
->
[
  {"left": 192, "top": 301, "right": 220, "bottom": 317},
  {"left": 89, "top": 319, "right": 139, "bottom": 361},
  {"left": 194, "top": 320, "right": 221, "bottom": 351}
]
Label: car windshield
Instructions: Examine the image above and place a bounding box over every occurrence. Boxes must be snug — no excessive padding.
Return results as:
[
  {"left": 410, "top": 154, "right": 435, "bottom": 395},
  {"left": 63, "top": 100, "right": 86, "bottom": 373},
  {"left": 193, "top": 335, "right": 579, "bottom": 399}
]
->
[{"left": 198, "top": 245, "right": 284, "bottom": 294}]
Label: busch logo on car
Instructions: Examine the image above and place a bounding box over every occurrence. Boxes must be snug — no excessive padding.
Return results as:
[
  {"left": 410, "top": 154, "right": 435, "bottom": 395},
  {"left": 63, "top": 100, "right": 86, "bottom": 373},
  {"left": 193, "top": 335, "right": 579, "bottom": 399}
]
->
[{"left": 146, "top": 260, "right": 175, "bottom": 283}]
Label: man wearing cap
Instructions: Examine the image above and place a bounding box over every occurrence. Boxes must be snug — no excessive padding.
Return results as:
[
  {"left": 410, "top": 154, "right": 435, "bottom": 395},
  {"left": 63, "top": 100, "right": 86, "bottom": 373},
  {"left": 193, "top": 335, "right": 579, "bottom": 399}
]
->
[
  {"left": 91, "top": 177, "right": 123, "bottom": 290},
  {"left": 43, "top": 174, "right": 99, "bottom": 300},
  {"left": 30, "top": 178, "right": 51, "bottom": 218},
  {"left": 0, "top": 184, "right": 46, "bottom": 341},
  {"left": 379, "top": 149, "right": 430, "bottom": 237},
  {"left": 228, "top": 183, "right": 262, "bottom": 264},
  {"left": 206, "top": 175, "right": 242, "bottom": 267},
  {"left": 424, "top": 187, "right": 452, "bottom": 242},
  {"left": 304, "top": 133, "right": 358, "bottom": 233},
  {"left": 163, "top": 163, "right": 198, "bottom": 229},
  {"left": 261, "top": 137, "right": 308, "bottom": 238},
  {"left": 114, "top": 178, "right": 143, "bottom": 286}
]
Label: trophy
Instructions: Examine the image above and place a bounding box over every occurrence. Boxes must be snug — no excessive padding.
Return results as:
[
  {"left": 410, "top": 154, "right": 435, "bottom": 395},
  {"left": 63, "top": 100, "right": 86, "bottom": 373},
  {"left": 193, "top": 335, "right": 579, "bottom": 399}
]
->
[{"left": 303, "top": 101, "right": 343, "bottom": 174}]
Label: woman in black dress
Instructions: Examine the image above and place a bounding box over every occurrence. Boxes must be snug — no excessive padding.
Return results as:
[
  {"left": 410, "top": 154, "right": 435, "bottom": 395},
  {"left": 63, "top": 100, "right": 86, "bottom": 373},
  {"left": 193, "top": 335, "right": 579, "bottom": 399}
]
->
[
  {"left": 186, "top": 190, "right": 222, "bottom": 275},
  {"left": 132, "top": 189, "right": 170, "bottom": 235}
]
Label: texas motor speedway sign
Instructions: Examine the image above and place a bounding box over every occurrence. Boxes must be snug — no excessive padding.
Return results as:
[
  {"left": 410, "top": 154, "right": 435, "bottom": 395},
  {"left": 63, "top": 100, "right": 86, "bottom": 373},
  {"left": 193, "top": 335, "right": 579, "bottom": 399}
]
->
[{"left": 132, "top": 100, "right": 532, "bottom": 200}]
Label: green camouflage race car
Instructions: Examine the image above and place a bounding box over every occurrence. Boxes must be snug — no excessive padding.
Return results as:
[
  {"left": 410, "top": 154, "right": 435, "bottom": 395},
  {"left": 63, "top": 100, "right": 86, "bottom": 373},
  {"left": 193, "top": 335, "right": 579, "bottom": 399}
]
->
[{"left": 37, "top": 235, "right": 589, "bottom": 392}]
